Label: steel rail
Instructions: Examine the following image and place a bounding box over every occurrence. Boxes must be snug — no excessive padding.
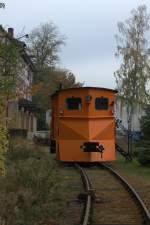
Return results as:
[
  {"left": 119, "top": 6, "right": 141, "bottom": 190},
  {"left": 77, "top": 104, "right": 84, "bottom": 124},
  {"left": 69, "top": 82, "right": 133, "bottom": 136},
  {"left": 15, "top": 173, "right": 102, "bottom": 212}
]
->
[
  {"left": 75, "top": 164, "right": 92, "bottom": 225},
  {"left": 101, "top": 163, "right": 150, "bottom": 225}
]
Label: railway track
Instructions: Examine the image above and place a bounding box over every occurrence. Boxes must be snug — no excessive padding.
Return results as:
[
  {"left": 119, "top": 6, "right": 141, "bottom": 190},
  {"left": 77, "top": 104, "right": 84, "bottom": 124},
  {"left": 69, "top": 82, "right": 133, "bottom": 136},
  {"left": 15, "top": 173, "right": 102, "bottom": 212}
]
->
[{"left": 76, "top": 163, "right": 150, "bottom": 225}]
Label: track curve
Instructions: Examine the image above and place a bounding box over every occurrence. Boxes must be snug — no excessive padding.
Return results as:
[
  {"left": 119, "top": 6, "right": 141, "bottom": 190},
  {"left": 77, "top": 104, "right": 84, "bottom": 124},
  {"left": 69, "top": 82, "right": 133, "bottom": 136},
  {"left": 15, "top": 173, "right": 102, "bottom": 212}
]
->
[
  {"left": 76, "top": 163, "right": 150, "bottom": 225},
  {"left": 102, "top": 163, "right": 150, "bottom": 224}
]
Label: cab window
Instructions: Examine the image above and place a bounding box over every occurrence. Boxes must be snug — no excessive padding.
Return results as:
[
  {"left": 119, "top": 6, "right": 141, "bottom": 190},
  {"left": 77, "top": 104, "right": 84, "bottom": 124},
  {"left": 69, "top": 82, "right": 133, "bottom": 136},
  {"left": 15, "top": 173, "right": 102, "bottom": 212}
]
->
[
  {"left": 66, "top": 97, "right": 82, "bottom": 110},
  {"left": 95, "top": 97, "right": 108, "bottom": 110}
]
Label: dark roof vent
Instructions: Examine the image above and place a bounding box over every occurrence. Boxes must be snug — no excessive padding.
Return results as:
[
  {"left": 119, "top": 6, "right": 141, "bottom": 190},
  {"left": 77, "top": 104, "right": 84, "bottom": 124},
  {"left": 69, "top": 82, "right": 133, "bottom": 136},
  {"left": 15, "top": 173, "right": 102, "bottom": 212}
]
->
[
  {"left": 8, "top": 27, "right": 14, "bottom": 38},
  {"left": 59, "top": 83, "right": 63, "bottom": 90},
  {"left": 0, "top": 25, "right": 3, "bottom": 30}
]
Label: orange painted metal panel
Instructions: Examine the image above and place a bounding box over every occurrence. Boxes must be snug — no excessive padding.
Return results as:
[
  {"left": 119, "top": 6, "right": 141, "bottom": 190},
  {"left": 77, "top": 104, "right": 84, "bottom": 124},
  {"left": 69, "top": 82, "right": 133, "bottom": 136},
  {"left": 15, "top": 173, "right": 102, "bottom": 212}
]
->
[{"left": 50, "top": 87, "right": 117, "bottom": 162}]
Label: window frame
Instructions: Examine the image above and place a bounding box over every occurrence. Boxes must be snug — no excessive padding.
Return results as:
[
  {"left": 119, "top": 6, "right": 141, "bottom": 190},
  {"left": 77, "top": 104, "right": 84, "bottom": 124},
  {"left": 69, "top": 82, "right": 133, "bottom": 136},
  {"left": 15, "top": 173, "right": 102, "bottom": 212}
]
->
[
  {"left": 95, "top": 97, "right": 109, "bottom": 110},
  {"left": 66, "top": 97, "right": 82, "bottom": 111}
]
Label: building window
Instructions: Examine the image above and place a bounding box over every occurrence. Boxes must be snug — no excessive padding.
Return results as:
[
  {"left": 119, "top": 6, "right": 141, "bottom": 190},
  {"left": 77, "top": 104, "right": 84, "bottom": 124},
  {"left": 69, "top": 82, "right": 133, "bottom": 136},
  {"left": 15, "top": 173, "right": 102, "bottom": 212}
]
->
[
  {"left": 66, "top": 97, "right": 82, "bottom": 110},
  {"left": 95, "top": 97, "right": 108, "bottom": 110}
]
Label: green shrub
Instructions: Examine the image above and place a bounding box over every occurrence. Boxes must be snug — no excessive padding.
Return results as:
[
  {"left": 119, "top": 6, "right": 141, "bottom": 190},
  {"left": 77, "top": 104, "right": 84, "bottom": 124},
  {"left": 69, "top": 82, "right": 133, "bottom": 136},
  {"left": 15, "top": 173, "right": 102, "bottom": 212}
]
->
[
  {"left": 137, "top": 145, "right": 150, "bottom": 166},
  {"left": 136, "top": 106, "right": 150, "bottom": 166},
  {"left": 132, "top": 147, "right": 139, "bottom": 157},
  {"left": 0, "top": 139, "right": 64, "bottom": 225}
]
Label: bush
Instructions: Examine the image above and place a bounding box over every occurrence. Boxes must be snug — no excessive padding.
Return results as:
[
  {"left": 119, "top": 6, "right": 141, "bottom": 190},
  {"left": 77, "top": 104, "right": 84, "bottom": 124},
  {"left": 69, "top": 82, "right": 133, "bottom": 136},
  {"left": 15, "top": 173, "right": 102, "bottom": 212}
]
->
[
  {"left": 136, "top": 143, "right": 150, "bottom": 166},
  {"left": 7, "top": 138, "right": 43, "bottom": 161},
  {"left": 132, "top": 147, "right": 139, "bottom": 157},
  {"left": 0, "top": 139, "right": 64, "bottom": 225},
  {"left": 135, "top": 106, "right": 150, "bottom": 166}
]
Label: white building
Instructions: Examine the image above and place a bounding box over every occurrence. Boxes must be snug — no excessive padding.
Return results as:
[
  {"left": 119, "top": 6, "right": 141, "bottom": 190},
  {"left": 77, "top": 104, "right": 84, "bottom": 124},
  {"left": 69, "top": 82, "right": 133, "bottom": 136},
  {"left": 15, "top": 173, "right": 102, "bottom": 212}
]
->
[
  {"left": 0, "top": 26, "right": 38, "bottom": 138},
  {"left": 46, "top": 109, "right": 52, "bottom": 128},
  {"left": 115, "top": 99, "right": 145, "bottom": 132}
]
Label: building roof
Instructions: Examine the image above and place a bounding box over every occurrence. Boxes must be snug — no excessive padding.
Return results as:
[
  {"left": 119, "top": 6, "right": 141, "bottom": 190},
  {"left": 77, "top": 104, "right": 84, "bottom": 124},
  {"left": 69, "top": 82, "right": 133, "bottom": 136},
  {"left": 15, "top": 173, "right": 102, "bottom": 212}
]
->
[{"left": 0, "top": 25, "right": 36, "bottom": 72}]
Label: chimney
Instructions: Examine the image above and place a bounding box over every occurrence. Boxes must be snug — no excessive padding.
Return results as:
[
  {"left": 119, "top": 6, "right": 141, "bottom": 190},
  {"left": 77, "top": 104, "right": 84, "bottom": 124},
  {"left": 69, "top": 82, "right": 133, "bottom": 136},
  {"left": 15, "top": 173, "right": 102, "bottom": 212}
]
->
[
  {"left": 8, "top": 27, "right": 14, "bottom": 38},
  {"left": 59, "top": 83, "right": 63, "bottom": 90}
]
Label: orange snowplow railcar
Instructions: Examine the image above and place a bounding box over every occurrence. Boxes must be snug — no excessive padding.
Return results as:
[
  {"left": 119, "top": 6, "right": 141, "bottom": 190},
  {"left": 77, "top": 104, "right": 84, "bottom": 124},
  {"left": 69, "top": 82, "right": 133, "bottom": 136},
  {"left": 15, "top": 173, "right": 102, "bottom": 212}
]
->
[{"left": 50, "top": 87, "right": 117, "bottom": 162}]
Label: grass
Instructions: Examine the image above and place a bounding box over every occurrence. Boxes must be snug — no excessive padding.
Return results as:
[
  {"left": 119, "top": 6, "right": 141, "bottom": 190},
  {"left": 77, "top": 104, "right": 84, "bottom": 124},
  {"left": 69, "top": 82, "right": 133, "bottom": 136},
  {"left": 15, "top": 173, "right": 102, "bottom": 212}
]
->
[
  {"left": 112, "top": 154, "right": 150, "bottom": 179},
  {"left": 116, "top": 135, "right": 150, "bottom": 179},
  {"left": 113, "top": 154, "right": 150, "bottom": 211}
]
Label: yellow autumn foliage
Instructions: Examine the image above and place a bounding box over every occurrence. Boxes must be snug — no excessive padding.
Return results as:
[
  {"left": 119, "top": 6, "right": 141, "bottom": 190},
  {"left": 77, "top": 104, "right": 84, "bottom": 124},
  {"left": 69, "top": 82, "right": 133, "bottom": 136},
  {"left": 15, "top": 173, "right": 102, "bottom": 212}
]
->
[
  {"left": 0, "top": 100, "right": 8, "bottom": 175},
  {"left": 0, "top": 123, "right": 8, "bottom": 175},
  {"left": 31, "top": 82, "right": 43, "bottom": 94}
]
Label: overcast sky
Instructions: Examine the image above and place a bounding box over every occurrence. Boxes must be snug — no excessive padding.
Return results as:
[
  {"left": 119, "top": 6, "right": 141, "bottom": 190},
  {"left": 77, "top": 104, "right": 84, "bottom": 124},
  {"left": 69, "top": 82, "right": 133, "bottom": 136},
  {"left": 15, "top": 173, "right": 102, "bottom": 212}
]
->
[{"left": 1, "top": 0, "right": 150, "bottom": 88}]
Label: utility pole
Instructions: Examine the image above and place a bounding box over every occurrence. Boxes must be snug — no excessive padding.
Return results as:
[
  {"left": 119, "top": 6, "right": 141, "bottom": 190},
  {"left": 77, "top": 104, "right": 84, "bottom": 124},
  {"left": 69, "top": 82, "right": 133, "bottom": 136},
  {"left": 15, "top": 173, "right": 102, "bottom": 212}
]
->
[{"left": 127, "top": 103, "right": 132, "bottom": 161}]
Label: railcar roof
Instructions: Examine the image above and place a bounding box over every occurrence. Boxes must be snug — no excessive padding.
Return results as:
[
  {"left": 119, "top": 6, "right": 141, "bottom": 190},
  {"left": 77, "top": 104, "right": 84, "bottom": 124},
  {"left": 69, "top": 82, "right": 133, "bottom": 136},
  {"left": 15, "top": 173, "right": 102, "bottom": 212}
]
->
[{"left": 51, "top": 87, "right": 118, "bottom": 97}]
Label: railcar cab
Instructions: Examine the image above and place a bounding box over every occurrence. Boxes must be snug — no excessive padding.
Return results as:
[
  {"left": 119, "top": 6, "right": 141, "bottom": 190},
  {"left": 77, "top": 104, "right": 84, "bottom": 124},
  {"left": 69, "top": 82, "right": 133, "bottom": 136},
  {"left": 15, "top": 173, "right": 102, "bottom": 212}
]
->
[{"left": 50, "top": 87, "right": 117, "bottom": 162}]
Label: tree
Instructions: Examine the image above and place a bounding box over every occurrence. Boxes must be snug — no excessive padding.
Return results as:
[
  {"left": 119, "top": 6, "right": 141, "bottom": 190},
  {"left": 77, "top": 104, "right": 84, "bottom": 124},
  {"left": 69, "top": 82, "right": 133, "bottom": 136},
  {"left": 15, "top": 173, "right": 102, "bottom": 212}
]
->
[
  {"left": 32, "top": 68, "right": 83, "bottom": 111},
  {"left": 0, "top": 27, "right": 23, "bottom": 173},
  {"left": 115, "top": 5, "right": 150, "bottom": 156},
  {"left": 31, "top": 68, "right": 83, "bottom": 130},
  {"left": 0, "top": 2, "right": 5, "bottom": 9},
  {"left": 28, "top": 22, "right": 65, "bottom": 82},
  {"left": 0, "top": 40, "right": 22, "bottom": 99},
  {"left": 28, "top": 22, "right": 83, "bottom": 130}
]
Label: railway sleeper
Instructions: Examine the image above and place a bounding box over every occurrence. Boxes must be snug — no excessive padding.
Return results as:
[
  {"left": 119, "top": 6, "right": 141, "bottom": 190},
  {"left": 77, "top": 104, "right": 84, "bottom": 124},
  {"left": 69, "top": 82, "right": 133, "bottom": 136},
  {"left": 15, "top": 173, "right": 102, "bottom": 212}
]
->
[{"left": 78, "top": 189, "right": 103, "bottom": 204}]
